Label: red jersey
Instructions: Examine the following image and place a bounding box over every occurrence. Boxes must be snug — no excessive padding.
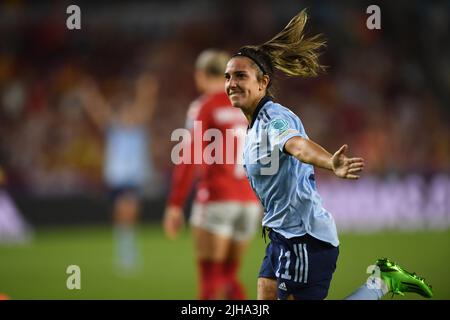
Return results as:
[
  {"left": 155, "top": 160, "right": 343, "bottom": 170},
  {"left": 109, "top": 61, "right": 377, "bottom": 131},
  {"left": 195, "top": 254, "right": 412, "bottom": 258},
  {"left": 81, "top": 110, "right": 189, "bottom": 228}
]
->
[{"left": 168, "top": 91, "right": 258, "bottom": 206}]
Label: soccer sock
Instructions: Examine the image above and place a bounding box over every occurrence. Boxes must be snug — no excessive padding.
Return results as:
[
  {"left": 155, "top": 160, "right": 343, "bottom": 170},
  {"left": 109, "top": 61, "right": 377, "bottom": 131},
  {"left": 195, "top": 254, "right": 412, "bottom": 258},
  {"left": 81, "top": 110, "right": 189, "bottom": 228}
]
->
[
  {"left": 114, "top": 225, "right": 137, "bottom": 269},
  {"left": 198, "top": 260, "right": 225, "bottom": 300},
  {"left": 344, "top": 277, "right": 389, "bottom": 300},
  {"left": 223, "top": 260, "right": 247, "bottom": 300}
]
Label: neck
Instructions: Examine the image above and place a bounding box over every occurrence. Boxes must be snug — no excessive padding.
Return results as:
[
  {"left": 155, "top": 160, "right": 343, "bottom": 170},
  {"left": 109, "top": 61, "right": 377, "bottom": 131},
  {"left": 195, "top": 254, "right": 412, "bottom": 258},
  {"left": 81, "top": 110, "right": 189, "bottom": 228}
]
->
[
  {"left": 242, "top": 108, "right": 254, "bottom": 124},
  {"left": 240, "top": 95, "right": 267, "bottom": 125}
]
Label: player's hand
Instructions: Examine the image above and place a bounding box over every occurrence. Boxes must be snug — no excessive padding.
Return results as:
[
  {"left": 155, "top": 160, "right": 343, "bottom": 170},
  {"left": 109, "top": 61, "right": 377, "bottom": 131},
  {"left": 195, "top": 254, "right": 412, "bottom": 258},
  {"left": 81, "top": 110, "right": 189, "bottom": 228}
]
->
[
  {"left": 331, "top": 144, "right": 365, "bottom": 179},
  {"left": 163, "top": 205, "right": 184, "bottom": 240}
]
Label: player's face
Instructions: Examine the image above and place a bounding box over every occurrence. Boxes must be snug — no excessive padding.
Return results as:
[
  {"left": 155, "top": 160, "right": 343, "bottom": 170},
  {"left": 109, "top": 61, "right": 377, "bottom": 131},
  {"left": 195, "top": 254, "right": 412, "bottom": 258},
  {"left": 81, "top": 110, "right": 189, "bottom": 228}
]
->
[{"left": 224, "top": 57, "right": 265, "bottom": 111}]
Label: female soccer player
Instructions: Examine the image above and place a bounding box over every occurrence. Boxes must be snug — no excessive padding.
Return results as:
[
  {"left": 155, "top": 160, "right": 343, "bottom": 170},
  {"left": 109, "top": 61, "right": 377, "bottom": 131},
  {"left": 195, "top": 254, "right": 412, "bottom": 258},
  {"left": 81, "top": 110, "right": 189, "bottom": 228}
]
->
[
  {"left": 80, "top": 73, "right": 158, "bottom": 272},
  {"left": 224, "top": 9, "right": 433, "bottom": 300},
  {"left": 163, "top": 49, "right": 261, "bottom": 299}
]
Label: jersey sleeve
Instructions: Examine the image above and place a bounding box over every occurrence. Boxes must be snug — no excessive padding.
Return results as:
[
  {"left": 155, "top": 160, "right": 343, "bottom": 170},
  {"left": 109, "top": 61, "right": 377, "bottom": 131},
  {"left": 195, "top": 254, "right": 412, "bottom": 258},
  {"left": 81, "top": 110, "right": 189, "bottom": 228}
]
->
[
  {"left": 265, "top": 108, "right": 307, "bottom": 153},
  {"left": 167, "top": 158, "right": 196, "bottom": 207},
  {"left": 167, "top": 99, "right": 211, "bottom": 207}
]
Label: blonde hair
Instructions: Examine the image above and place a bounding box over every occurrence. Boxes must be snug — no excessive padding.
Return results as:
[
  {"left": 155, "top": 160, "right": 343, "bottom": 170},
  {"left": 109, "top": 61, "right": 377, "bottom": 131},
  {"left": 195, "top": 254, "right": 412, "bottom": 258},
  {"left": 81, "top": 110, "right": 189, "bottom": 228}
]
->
[
  {"left": 259, "top": 8, "right": 326, "bottom": 77},
  {"left": 195, "top": 49, "right": 231, "bottom": 77},
  {"left": 233, "top": 9, "right": 326, "bottom": 97}
]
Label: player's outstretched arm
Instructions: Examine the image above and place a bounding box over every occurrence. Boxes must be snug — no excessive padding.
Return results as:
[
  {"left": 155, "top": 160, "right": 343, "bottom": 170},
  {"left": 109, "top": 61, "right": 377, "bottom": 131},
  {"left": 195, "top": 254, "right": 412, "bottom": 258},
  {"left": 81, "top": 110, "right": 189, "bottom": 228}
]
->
[
  {"left": 284, "top": 137, "right": 364, "bottom": 179},
  {"left": 133, "top": 73, "right": 158, "bottom": 124},
  {"left": 78, "top": 77, "right": 112, "bottom": 131}
]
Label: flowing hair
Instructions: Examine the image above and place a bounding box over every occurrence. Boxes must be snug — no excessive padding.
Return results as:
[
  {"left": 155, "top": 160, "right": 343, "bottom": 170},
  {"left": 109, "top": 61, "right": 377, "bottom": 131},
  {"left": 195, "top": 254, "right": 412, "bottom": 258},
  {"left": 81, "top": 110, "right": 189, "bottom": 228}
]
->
[
  {"left": 234, "top": 9, "right": 326, "bottom": 96},
  {"left": 259, "top": 8, "right": 326, "bottom": 77}
]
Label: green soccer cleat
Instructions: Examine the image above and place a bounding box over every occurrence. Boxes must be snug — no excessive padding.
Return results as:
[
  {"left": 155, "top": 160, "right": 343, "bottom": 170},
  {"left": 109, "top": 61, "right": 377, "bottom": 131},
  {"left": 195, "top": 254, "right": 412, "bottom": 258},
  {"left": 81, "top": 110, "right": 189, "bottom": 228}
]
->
[{"left": 375, "top": 258, "right": 433, "bottom": 298}]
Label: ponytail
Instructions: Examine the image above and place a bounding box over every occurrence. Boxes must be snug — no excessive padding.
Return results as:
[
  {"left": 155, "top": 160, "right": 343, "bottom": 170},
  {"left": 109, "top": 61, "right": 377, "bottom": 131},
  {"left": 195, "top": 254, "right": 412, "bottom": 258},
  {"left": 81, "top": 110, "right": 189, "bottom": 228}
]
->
[
  {"left": 260, "top": 9, "right": 326, "bottom": 77},
  {"left": 233, "top": 9, "right": 326, "bottom": 96}
]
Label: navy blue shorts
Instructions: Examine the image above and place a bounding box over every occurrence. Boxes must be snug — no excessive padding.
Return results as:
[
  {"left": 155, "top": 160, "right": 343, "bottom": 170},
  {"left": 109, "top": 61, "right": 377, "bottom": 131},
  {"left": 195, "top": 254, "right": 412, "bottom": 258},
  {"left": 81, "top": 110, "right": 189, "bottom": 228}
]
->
[
  {"left": 108, "top": 185, "right": 141, "bottom": 202},
  {"left": 259, "top": 230, "right": 339, "bottom": 300}
]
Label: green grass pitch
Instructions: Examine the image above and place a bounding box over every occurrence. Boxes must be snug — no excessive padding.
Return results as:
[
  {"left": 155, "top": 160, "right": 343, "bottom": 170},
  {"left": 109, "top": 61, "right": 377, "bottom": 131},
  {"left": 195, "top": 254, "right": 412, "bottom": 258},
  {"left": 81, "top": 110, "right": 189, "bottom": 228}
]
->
[{"left": 0, "top": 224, "right": 448, "bottom": 300}]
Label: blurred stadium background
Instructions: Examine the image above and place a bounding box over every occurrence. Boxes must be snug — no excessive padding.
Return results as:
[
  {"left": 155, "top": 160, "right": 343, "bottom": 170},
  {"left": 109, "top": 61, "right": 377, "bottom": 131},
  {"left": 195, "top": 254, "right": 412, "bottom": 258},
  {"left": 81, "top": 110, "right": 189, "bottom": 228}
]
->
[{"left": 0, "top": 0, "right": 449, "bottom": 299}]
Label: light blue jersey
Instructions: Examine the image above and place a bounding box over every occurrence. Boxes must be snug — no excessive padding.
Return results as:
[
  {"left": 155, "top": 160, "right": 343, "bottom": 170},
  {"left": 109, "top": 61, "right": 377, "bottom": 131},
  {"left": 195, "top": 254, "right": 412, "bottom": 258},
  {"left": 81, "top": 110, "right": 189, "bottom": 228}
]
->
[
  {"left": 243, "top": 97, "right": 339, "bottom": 247},
  {"left": 104, "top": 121, "right": 151, "bottom": 188}
]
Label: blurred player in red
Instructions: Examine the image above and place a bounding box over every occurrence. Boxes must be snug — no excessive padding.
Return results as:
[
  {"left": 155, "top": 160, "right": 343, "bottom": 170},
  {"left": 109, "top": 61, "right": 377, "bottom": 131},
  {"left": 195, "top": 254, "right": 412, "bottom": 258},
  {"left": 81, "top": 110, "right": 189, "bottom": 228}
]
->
[{"left": 163, "top": 49, "right": 261, "bottom": 300}]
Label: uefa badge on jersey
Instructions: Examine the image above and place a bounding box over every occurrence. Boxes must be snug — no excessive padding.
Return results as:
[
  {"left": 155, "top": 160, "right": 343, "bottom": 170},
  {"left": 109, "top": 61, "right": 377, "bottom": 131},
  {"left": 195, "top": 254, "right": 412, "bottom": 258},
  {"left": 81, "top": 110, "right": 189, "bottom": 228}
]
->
[
  {"left": 269, "top": 119, "right": 289, "bottom": 133},
  {"left": 268, "top": 119, "right": 299, "bottom": 144},
  {"left": 268, "top": 119, "right": 289, "bottom": 141}
]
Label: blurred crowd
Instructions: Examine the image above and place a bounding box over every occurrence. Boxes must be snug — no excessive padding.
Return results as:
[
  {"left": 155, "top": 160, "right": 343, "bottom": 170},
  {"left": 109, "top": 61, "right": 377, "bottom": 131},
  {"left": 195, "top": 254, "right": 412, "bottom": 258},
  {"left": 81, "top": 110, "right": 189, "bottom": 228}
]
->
[{"left": 0, "top": 0, "right": 448, "bottom": 197}]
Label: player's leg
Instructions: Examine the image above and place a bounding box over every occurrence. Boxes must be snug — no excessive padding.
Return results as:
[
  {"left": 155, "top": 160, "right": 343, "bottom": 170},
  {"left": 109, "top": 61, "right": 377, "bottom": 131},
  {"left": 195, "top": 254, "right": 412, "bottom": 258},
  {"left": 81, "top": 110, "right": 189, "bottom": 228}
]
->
[
  {"left": 113, "top": 192, "right": 140, "bottom": 225},
  {"left": 191, "top": 227, "right": 232, "bottom": 299},
  {"left": 224, "top": 239, "right": 250, "bottom": 299},
  {"left": 225, "top": 202, "right": 261, "bottom": 299},
  {"left": 112, "top": 188, "right": 140, "bottom": 271},
  {"left": 190, "top": 202, "right": 236, "bottom": 299},
  {"left": 257, "top": 277, "right": 278, "bottom": 300},
  {"left": 257, "top": 238, "right": 278, "bottom": 300}
]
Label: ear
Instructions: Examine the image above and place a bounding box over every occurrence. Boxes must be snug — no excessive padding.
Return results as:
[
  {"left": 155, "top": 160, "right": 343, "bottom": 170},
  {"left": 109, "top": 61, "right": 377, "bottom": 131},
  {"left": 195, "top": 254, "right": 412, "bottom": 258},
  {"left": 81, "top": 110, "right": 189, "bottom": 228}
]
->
[{"left": 259, "top": 74, "right": 270, "bottom": 91}]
